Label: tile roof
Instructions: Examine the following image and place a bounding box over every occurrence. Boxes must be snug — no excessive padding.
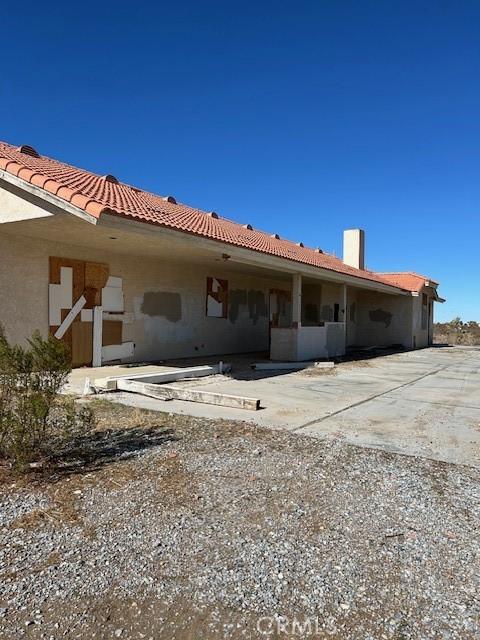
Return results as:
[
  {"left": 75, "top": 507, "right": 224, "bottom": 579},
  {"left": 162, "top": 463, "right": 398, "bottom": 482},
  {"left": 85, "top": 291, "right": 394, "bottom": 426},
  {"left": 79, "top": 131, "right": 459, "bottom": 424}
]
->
[
  {"left": 377, "top": 272, "right": 439, "bottom": 292},
  {"left": 0, "top": 140, "right": 432, "bottom": 292}
]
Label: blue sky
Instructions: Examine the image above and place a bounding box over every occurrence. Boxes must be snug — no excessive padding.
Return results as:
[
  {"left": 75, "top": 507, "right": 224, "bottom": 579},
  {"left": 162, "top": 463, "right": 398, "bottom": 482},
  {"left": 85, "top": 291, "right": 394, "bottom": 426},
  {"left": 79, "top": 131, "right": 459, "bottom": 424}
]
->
[{"left": 1, "top": 1, "right": 479, "bottom": 321}]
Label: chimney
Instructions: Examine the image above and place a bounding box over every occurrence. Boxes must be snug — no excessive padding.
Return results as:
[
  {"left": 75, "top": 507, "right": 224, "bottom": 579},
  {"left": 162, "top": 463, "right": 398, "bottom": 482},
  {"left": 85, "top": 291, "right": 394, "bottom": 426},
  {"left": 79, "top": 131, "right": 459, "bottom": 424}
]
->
[{"left": 343, "top": 229, "right": 365, "bottom": 270}]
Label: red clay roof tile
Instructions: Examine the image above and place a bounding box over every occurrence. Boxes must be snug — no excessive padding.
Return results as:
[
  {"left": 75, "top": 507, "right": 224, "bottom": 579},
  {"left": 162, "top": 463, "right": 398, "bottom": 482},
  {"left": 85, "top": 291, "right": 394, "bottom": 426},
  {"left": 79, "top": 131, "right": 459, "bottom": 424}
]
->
[
  {"left": 0, "top": 140, "right": 435, "bottom": 292},
  {"left": 376, "top": 272, "right": 438, "bottom": 292}
]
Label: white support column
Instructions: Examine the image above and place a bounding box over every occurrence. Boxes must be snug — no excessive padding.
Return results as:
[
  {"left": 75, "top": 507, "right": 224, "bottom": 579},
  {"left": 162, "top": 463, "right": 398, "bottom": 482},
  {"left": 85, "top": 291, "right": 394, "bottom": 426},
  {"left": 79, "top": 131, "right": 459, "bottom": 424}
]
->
[
  {"left": 92, "top": 306, "right": 103, "bottom": 367},
  {"left": 292, "top": 273, "right": 302, "bottom": 328}
]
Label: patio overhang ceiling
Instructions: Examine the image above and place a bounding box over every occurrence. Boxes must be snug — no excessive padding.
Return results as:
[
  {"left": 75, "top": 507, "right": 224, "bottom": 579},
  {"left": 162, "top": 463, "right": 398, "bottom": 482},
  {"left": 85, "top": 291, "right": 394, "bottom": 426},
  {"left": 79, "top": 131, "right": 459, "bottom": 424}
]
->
[{"left": 97, "top": 214, "right": 409, "bottom": 295}]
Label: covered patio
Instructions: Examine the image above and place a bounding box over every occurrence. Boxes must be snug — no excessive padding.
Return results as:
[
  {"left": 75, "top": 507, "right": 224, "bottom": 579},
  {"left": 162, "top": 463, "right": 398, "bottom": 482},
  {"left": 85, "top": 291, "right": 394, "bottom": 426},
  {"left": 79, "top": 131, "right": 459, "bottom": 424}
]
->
[
  {"left": 0, "top": 190, "right": 412, "bottom": 366},
  {"left": 270, "top": 273, "right": 413, "bottom": 361},
  {"left": 0, "top": 144, "right": 441, "bottom": 368}
]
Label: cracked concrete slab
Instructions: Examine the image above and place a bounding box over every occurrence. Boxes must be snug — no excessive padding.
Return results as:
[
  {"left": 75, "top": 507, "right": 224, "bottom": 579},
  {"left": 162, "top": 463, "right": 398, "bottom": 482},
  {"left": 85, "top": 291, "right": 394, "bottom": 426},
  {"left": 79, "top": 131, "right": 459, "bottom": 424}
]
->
[{"left": 86, "top": 346, "right": 480, "bottom": 467}]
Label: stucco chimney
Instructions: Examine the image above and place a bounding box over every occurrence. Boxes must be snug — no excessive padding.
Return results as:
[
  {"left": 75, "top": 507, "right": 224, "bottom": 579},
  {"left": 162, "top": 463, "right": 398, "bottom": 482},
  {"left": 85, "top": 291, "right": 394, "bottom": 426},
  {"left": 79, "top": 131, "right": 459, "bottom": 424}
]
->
[{"left": 343, "top": 229, "right": 365, "bottom": 270}]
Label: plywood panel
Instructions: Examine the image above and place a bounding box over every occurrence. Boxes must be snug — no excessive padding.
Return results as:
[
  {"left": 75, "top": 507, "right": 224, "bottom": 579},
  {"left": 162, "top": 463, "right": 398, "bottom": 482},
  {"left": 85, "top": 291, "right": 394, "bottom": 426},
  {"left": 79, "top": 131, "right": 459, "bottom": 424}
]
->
[
  {"left": 49, "top": 266, "right": 73, "bottom": 326},
  {"left": 102, "top": 320, "right": 123, "bottom": 347},
  {"left": 85, "top": 262, "right": 109, "bottom": 307},
  {"left": 48, "top": 258, "right": 114, "bottom": 366},
  {"left": 49, "top": 257, "right": 85, "bottom": 302},
  {"left": 206, "top": 277, "right": 228, "bottom": 318},
  {"left": 71, "top": 321, "right": 93, "bottom": 367},
  {"left": 58, "top": 307, "right": 73, "bottom": 357}
]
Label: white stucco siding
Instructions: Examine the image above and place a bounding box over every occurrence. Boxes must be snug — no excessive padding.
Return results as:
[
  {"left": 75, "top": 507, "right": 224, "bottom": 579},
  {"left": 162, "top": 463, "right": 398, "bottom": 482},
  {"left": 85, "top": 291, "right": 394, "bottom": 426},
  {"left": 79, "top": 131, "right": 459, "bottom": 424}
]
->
[
  {"left": 319, "top": 283, "right": 343, "bottom": 322},
  {"left": 353, "top": 290, "right": 414, "bottom": 349},
  {"left": 0, "top": 231, "right": 50, "bottom": 345},
  {"left": 411, "top": 293, "right": 433, "bottom": 349},
  {"left": 0, "top": 181, "right": 55, "bottom": 223},
  {"left": 346, "top": 288, "right": 359, "bottom": 347},
  {"left": 0, "top": 230, "right": 289, "bottom": 360}
]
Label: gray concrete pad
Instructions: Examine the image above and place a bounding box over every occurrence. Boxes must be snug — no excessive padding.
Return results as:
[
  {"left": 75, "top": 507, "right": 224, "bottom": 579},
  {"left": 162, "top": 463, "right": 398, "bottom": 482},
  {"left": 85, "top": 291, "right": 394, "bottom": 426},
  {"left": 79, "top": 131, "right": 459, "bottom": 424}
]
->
[
  {"left": 66, "top": 363, "right": 177, "bottom": 394},
  {"left": 88, "top": 346, "right": 480, "bottom": 468}
]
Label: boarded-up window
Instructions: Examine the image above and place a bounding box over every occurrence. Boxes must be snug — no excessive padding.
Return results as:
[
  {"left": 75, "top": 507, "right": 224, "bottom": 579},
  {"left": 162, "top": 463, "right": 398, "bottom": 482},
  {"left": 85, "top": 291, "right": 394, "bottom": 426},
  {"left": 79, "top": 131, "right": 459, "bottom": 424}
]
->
[
  {"left": 206, "top": 277, "right": 228, "bottom": 318},
  {"left": 48, "top": 256, "right": 127, "bottom": 367},
  {"left": 48, "top": 256, "right": 108, "bottom": 367}
]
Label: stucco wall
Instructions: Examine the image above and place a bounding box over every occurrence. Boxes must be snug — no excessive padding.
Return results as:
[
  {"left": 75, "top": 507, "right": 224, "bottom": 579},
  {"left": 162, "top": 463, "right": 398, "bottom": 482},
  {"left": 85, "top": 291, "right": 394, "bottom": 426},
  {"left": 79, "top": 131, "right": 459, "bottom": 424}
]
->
[
  {"left": 297, "top": 327, "right": 329, "bottom": 360},
  {"left": 412, "top": 294, "right": 432, "bottom": 349},
  {"left": 0, "top": 226, "right": 429, "bottom": 361},
  {"left": 301, "top": 283, "right": 321, "bottom": 326},
  {"left": 0, "top": 181, "right": 55, "bottom": 224},
  {"left": 346, "top": 288, "right": 358, "bottom": 347},
  {"left": 270, "top": 328, "right": 298, "bottom": 361},
  {"left": 301, "top": 282, "right": 344, "bottom": 326},
  {"left": 0, "top": 230, "right": 290, "bottom": 360},
  {"left": 354, "top": 290, "right": 414, "bottom": 348},
  {"left": 270, "top": 323, "right": 346, "bottom": 361},
  {"left": 319, "top": 283, "right": 343, "bottom": 322}
]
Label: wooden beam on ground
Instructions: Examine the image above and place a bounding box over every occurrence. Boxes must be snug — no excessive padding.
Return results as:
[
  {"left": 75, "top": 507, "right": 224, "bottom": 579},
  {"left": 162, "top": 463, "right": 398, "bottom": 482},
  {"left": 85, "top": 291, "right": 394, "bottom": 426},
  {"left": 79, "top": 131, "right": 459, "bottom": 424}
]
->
[
  {"left": 94, "top": 363, "right": 232, "bottom": 391},
  {"left": 116, "top": 378, "right": 260, "bottom": 411},
  {"left": 252, "top": 361, "right": 334, "bottom": 370}
]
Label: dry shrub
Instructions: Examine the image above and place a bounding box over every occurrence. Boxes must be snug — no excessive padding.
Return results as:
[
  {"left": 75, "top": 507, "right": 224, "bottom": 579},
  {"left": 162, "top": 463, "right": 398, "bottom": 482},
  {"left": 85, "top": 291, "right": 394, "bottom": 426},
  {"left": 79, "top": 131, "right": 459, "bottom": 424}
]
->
[{"left": 0, "top": 326, "right": 94, "bottom": 469}]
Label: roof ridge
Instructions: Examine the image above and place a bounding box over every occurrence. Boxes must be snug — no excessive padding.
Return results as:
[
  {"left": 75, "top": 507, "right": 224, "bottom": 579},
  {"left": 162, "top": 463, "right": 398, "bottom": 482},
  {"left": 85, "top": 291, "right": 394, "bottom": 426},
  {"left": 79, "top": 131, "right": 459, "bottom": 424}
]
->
[
  {"left": 377, "top": 270, "right": 436, "bottom": 282},
  {"left": 378, "top": 271, "right": 424, "bottom": 276}
]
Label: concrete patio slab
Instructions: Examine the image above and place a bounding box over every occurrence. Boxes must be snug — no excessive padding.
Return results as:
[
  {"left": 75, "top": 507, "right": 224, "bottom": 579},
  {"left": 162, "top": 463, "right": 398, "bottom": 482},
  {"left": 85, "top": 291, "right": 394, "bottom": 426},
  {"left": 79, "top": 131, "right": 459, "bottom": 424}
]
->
[{"left": 81, "top": 346, "right": 480, "bottom": 467}]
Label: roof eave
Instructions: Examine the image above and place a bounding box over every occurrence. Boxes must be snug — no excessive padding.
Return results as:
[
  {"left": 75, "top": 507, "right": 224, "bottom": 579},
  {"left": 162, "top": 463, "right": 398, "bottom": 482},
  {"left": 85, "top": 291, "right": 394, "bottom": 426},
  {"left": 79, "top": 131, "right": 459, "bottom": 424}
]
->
[
  {"left": 97, "top": 212, "right": 409, "bottom": 295},
  {"left": 0, "top": 169, "right": 413, "bottom": 297},
  {"left": 0, "top": 169, "right": 101, "bottom": 226}
]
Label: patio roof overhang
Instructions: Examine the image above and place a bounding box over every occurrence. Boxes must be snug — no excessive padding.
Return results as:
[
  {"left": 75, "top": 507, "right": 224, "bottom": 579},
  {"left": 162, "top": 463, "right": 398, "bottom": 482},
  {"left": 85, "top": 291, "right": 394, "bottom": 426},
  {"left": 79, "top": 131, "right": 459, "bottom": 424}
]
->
[{"left": 1, "top": 170, "right": 409, "bottom": 296}]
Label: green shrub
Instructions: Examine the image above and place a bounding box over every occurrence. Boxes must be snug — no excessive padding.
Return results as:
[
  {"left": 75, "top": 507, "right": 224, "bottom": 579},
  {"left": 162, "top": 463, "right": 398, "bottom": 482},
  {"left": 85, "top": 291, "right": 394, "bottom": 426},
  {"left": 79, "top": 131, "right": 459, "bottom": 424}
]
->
[{"left": 0, "top": 327, "right": 94, "bottom": 469}]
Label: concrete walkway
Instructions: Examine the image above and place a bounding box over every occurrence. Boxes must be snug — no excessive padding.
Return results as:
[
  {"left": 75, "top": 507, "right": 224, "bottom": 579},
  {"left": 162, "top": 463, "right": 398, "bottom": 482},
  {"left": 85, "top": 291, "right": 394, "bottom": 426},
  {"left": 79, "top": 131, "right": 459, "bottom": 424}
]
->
[{"left": 87, "top": 346, "right": 480, "bottom": 468}]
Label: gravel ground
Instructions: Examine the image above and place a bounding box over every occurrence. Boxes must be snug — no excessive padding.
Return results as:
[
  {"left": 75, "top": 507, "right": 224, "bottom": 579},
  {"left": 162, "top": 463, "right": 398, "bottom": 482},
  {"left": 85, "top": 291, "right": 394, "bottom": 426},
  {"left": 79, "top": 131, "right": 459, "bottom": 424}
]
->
[{"left": 0, "top": 400, "right": 478, "bottom": 639}]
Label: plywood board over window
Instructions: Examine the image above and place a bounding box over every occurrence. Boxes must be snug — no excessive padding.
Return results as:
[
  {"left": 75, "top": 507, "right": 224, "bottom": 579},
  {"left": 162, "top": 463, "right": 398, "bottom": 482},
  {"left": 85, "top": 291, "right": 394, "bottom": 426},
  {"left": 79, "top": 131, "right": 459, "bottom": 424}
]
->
[
  {"left": 85, "top": 262, "right": 110, "bottom": 307},
  {"left": 71, "top": 321, "right": 93, "bottom": 367},
  {"left": 102, "top": 321, "right": 123, "bottom": 347},
  {"left": 49, "top": 257, "right": 85, "bottom": 303},
  {"left": 206, "top": 277, "right": 228, "bottom": 318},
  {"left": 49, "top": 257, "right": 111, "bottom": 367}
]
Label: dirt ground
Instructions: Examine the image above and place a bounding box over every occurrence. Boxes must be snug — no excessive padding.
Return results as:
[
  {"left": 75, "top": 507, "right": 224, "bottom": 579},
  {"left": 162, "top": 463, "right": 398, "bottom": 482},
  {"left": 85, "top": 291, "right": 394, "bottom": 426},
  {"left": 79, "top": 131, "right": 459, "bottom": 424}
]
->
[{"left": 0, "top": 401, "right": 478, "bottom": 639}]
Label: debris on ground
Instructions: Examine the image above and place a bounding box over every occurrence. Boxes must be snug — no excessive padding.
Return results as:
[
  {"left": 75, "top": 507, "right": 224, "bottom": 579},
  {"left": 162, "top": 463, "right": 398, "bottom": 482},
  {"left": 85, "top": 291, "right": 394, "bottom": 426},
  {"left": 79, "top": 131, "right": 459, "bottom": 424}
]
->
[{"left": 0, "top": 401, "right": 478, "bottom": 639}]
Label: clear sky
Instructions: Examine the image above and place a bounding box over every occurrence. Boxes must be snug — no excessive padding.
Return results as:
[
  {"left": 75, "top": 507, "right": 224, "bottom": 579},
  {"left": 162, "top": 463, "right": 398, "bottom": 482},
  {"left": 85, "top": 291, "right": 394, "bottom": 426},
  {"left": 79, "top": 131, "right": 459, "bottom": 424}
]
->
[{"left": 1, "top": 1, "right": 479, "bottom": 322}]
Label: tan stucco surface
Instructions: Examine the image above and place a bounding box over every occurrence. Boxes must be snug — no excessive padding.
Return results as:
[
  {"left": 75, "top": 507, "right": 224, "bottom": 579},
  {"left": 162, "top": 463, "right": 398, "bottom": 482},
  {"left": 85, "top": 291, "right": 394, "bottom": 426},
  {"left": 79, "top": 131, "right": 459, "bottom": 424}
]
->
[
  {"left": 0, "top": 185, "right": 436, "bottom": 362},
  {"left": 0, "top": 225, "right": 434, "bottom": 361},
  {"left": 0, "top": 230, "right": 290, "bottom": 360},
  {"left": 354, "top": 290, "right": 415, "bottom": 349}
]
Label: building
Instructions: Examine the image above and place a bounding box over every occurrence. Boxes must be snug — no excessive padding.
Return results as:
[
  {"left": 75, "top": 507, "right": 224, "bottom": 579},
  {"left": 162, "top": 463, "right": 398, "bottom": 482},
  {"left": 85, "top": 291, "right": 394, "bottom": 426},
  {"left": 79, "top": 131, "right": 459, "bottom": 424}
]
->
[{"left": 0, "top": 141, "right": 444, "bottom": 367}]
